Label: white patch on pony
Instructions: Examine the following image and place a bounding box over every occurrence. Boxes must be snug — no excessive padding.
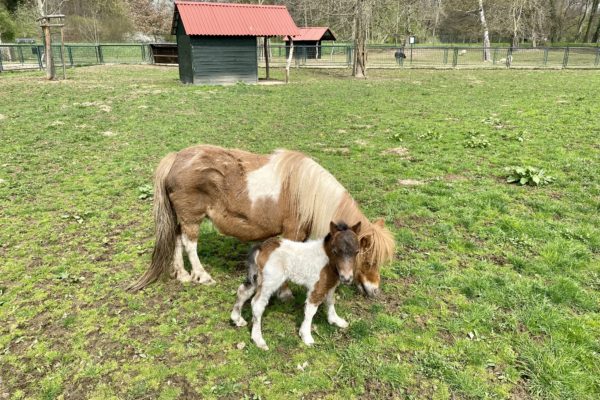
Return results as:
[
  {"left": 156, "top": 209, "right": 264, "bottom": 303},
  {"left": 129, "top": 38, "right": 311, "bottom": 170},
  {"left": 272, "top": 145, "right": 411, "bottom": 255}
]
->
[{"left": 246, "top": 155, "right": 282, "bottom": 206}]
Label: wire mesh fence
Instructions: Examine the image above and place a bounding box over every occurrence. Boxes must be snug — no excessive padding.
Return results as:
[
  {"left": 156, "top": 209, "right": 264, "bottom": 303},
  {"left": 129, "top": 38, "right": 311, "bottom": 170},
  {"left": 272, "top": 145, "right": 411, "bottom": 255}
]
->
[
  {"left": 0, "top": 44, "right": 151, "bottom": 72},
  {"left": 1, "top": 43, "right": 599, "bottom": 72}
]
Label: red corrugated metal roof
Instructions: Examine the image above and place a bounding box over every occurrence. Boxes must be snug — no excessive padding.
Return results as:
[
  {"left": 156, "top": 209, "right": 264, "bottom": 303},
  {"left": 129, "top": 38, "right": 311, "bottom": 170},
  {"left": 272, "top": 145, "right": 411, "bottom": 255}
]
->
[
  {"left": 173, "top": 1, "right": 299, "bottom": 37},
  {"left": 284, "top": 27, "right": 336, "bottom": 42}
]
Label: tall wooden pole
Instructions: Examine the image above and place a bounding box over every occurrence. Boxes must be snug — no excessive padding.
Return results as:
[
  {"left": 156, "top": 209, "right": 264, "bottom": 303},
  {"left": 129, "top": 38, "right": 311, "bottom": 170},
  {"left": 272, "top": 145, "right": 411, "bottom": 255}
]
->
[
  {"left": 60, "top": 26, "right": 66, "bottom": 79},
  {"left": 264, "top": 36, "right": 270, "bottom": 80},
  {"left": 43, "top": 24, "right": 55, "bottom": 80}
]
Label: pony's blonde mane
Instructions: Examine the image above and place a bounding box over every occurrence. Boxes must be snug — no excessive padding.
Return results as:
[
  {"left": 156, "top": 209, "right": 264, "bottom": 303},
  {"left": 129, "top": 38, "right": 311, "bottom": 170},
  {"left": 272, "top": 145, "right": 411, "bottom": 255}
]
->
[
  {"left": 273, "top": 150, "right": 346, "bottom": 239},
  {"left": 273, "top": 150, "right": 395, "bottom": 269},
  {"left": 357, "top": 221, "right": 396, "bottom": 269}
]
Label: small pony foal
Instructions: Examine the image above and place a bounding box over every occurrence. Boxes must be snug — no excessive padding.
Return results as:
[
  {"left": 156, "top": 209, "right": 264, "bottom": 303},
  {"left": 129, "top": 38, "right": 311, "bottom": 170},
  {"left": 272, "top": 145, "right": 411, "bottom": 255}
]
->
[{"left": 231, "top": 221, "right": 361, "bottom": 350}]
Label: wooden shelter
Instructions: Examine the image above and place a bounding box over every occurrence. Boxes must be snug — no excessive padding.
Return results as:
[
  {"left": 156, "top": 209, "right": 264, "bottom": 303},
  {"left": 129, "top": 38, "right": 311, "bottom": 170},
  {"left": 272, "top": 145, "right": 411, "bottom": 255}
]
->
[
  {"left": 172, "top": 1, "right": 299, "bottom": 85},
  {"left": 284, "top": 27, "right": 336, "bottom": 59}
]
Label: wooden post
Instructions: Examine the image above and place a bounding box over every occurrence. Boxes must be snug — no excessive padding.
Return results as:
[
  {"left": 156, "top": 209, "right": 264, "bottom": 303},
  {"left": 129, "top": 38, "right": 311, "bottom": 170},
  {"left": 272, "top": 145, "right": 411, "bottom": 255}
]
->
[
  {"left": 285, "top": 39, "right": 294, "bottom": 84},
  {"left": 43, "top": 24, "right": 55, "bottom": 80},
  {"left": 60, "top": 26, "right": 66, "bottom": 79},
  {"left": 264, "top": 36, "right": 270, "bottom": 80}
]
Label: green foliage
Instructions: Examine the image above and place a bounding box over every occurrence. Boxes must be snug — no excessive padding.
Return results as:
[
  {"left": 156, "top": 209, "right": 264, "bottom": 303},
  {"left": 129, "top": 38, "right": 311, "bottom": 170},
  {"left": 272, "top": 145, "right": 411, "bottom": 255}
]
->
[
  {"left": 505, "top": 166, "right": 554, "bottom": 186},
  {"left": 0, "top": 6, "right": 16, "bottom": 42},
  {"left": 464, "top": 132, "right": 490, "bottom": 148},
  {"left": 137, "top": 184, "right": 153, "bottom": 200}
]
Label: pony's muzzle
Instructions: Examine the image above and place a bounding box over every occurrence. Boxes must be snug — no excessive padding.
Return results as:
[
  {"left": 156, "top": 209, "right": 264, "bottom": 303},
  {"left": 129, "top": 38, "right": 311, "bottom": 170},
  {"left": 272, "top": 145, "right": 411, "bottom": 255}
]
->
[{"left": 339, "top": 274, "right": 353, "bottom": 285}]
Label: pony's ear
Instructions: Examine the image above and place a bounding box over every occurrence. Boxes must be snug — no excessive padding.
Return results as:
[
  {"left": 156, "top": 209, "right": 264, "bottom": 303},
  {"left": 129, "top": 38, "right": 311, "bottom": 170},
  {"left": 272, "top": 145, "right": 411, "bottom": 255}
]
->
[
  {"left": 330, "top": 221, "right": 338, "bottom": 233},
  {"left": 351, "top": 221, "right": 361, "bottom": 234},
  {"left": 374, "top": 218, "right": 385, "bottom": 228}
]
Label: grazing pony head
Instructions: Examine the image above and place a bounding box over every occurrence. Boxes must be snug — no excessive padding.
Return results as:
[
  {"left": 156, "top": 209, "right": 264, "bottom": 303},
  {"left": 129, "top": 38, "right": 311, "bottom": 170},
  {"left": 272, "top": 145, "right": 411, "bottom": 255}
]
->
[
  {"left": 355, "top": 218, "right": 396, "bottom": 297},
  {"left": 325, "top": 221, "right": 361, "bottom": 285}
]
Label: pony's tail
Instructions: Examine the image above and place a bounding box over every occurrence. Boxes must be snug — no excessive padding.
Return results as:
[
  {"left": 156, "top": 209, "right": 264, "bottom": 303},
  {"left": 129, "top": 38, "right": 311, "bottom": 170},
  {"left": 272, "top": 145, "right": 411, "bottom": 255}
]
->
[
  {"left": 127, "top": 152, "right": 178, "bottom": 292},
  {"left": 245, "top": 245, "right": 261, "bottom": 287}
]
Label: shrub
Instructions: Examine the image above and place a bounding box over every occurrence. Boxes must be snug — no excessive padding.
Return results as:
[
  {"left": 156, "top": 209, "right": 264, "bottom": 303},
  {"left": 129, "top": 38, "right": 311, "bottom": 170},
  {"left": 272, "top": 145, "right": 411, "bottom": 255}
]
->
[{"left": 505, "top": 166, "right": 554, "bottom": 186}]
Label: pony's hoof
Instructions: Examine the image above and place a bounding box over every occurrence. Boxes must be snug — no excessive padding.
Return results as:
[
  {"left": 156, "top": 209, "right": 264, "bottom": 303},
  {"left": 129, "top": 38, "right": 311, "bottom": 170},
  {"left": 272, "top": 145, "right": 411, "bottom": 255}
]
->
[
  {"left": 300, "top": 333, "right": 315, "bottom": 346},
  {"left": 192, "top": 271, "right": 216, "bottom": 285},
  {"left": 176, "top": 272, "right": 192, "bottom": 283},
  {"left": 233, "top": 318, "right": 247, "bottom": 327}
]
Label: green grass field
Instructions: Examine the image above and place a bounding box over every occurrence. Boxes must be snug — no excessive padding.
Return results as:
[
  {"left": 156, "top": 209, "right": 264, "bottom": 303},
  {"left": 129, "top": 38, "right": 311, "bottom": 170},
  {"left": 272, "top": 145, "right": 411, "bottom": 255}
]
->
[{"left": 1, "top": 66, "right": 599, "bottom": 399}]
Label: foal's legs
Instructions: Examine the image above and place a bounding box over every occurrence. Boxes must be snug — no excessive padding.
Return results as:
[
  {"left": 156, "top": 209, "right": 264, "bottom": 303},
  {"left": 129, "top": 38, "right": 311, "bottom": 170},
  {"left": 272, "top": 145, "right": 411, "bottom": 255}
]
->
[
  {"left": 181, "top": 224, "right": 215, "bottom": 285},
  {"left": 231, "top": 280, "right": 256, "bottom": 327},
  {"left": 251, "top": 275, "right": 286, "bottom": 350},
  {"left": 299, "top": 299, "right": 320, "bottom": 346},
  {"left": 325, "top": 286, "right": 348, "bottom": 328}
]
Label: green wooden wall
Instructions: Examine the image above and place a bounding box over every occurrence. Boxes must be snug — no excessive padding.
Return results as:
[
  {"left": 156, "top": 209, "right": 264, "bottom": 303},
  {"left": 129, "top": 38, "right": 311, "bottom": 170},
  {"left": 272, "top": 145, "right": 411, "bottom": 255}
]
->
[
  {"left": 175, "top": 17, "right": 193, "bottom": 84},
  {"left": 190, "top": 36, "right": 258, "bottom": 85}
]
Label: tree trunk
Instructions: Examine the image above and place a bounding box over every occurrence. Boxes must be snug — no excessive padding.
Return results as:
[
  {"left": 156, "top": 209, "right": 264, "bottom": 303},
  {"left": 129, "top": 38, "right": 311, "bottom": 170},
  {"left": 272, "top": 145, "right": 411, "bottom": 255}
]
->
[
  {"left": 353, "top": 0, "right": 369, "bottom": 78},
  {"left": 576, "top": 0, "right": 592, "bottom": 41},
  {"left": 432, "top": 0, "right": 443, "bottom": 40},
  {"left": 478, "top": 0, "right": 491, "bottom": 61},
  {"left": 584, "top": 0, "right": 599, "bottom": 42},
  {"left": 43, "top": 25, "right": 55, "bottom": 80},
  {"left": 594, "top": 15, "right": 600, "bottom": 42},
  {"left": 285, "top": 39, "right": 294, "bottom": 83}
]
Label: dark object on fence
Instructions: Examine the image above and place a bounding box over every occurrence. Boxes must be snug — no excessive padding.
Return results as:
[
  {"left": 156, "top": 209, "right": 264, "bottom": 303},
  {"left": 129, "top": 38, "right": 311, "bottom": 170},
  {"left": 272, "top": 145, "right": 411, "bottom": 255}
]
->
[
  {"left": 172, "top": 1, "right": 299, "bottom": 85},
  {"left": 15, "top": 38, "right": 36, "bottom": 44},
  {"left": 394, "top": 49, "right": 407, "bottom": 65},
  {"left": 284, "top": 27, "right": 336, "bottom": 59},
  {"left": 150, "top": 43, "right": 178, "bottom": 64}
]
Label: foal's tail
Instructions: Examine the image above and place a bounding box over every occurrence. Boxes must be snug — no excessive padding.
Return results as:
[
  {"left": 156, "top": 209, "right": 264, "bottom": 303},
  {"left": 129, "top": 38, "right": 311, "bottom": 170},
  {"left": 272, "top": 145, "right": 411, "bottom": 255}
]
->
[
  {"left": 245, "top": 245, "right": 261, "bottom": 287},
  {"left": 127, "top": 152, "right": 178, "bottom": 292}
]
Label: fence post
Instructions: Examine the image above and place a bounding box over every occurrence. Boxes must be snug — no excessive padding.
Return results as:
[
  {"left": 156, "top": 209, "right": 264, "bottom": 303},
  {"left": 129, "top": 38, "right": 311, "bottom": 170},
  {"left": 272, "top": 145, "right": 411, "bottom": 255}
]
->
[
  {"left": 96, "top": 45, "right": 104, "bottom": 64},
  {"left": 452, "top": 48, "right": 458, "bottom": 67},
  {"left": 506, "top": 47, "right": 513, "bottom": 68},
  {"left": 492, "top": 48, "right": 498, "bottom": 65},
  {"left": 443, "top": 48, "right": 448, "bottom": 65},
  {"left": 347, "top": 46, "right": 352, "bottom": 68},
  {"left": 562, "top": 47, "right": 569, "bottom": 68},
  {"left": 595, "top": 47, "right": 599, "bottom": 67},
  {"left": 18, "top": 46, "right": 25, "bottom": 65},
  {"left": 68, "top": 46, "right": 73, "bottom": 66},
  {"left": 0, "top": 49, "right": 3, "bottom": 72},
  {"left": 36, "top": 45, "right": 43, "bottom": 69},
  {"left": 543, "top": 48, "right": 549, "bottom": 66}
]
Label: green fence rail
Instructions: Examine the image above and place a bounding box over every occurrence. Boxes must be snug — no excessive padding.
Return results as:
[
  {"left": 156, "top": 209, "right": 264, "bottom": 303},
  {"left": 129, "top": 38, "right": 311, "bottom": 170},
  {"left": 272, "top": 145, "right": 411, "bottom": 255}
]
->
[{"left": 1, "top": 43, "right": 599, "bottom": 72}]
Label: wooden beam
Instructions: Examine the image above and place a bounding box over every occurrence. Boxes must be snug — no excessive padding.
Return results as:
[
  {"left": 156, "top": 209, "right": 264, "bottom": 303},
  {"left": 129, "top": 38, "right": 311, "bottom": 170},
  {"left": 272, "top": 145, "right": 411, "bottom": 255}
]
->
[
  {"left": 42, "top": 25, "right": 55, "bottom": 80},
  {"left": 264, "top": 37, "right": 270, "bottom": 80}
]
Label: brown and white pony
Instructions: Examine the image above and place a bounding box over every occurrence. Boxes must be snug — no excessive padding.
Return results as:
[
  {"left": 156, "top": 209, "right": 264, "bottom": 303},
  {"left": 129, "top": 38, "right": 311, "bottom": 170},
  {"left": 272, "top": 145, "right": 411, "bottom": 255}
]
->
[
  {"left": 127, "top": 145, "right": 395, "bottom": 296},
  {"left": 231, "top": 221, "right": 361, "bottom": 350}
]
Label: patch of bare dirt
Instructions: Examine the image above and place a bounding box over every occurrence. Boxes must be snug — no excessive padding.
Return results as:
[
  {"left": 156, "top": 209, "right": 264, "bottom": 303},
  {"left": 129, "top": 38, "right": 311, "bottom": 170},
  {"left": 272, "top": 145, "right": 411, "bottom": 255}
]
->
[
  {"left": 398, "top": 179, "right": 425, "bottom": 186},
  {"left": 382, "top": 147, "right": 410, "bottom": 158}
]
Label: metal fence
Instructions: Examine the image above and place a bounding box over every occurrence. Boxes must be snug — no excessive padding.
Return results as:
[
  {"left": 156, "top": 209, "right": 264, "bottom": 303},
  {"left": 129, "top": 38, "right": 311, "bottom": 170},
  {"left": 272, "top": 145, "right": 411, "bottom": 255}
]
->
[
  {"left": 259, "top": 44, "right": 600, "bottom": 69},
  {"left": 0, "top": 44, "right": 150, "bottom": 72},
  {"left": 2, "top": 43, "right": 599, "bottom": 72}
]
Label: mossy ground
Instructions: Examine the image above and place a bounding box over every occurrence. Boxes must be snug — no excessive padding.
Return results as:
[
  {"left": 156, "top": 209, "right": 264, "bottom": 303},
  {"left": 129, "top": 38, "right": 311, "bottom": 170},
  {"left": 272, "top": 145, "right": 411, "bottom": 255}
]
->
[{"left": 0, "top": 65, "right": 599, "bottom": 399}]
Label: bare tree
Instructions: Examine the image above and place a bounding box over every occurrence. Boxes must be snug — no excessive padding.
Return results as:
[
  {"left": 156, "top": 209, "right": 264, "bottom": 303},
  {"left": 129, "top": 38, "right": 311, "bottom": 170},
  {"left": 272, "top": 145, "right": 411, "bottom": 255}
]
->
[
  {"left": 478, "top": 0, "right": 491, "bottom": 60},
  {"left": 352, "top": 0, "right": 371, "bottom": 77}
]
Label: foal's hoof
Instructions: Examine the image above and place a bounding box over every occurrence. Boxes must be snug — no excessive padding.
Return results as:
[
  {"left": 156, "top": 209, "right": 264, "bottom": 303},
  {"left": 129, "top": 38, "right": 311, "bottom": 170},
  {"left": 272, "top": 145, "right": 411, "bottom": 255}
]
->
[
  {"left": 253, "top": 339, "right": 269, "bottom": 351},
  {"left": 233, "top": 318, "right": 247, "bottom": 327}
]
